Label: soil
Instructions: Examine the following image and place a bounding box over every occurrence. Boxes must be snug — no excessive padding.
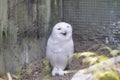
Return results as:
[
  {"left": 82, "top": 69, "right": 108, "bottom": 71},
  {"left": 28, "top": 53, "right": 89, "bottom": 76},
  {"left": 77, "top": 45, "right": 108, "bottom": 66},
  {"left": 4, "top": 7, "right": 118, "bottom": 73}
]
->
[
  {"left": 12, "top": 55, "right": 120, "bottom": 80},
  {"left": 10, "top": 43, "right": 120, "bottom": 80},
  {"left": 18, "top": 57, "right": 86, "bottom": 80}
]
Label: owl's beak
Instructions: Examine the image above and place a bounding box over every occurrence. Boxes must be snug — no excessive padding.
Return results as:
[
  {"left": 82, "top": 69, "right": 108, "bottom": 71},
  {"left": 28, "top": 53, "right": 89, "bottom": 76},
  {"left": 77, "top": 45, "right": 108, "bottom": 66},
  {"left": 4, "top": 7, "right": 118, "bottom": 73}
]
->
[
  {"left": 63, "top": 32, "right": 67, "bottom": 36},
  {"left": 61, "top": 31, "right": 67, "bottom": 36}
]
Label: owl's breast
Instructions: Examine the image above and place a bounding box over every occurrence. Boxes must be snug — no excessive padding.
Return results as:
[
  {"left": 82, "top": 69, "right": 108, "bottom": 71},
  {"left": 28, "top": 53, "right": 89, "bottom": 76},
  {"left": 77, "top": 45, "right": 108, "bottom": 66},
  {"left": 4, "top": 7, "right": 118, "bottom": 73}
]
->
[{"left": 47, "top": 37, "right": 73, "bottom": 55}]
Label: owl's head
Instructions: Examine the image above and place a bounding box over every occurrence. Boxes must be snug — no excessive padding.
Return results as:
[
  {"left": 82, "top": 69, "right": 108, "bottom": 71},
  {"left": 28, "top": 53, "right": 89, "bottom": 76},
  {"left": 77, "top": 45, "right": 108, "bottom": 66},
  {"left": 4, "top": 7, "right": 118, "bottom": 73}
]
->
[{"left": 51, "top": 22, "right": 73, "bottom": 41}]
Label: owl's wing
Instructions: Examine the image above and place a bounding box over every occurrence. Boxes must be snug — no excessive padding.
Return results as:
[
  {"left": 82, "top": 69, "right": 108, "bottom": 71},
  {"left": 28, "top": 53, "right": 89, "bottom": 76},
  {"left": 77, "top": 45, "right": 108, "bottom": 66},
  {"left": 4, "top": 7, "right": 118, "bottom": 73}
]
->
[{"left": 67, "top": 40, "right": 74, "bottom": 64}]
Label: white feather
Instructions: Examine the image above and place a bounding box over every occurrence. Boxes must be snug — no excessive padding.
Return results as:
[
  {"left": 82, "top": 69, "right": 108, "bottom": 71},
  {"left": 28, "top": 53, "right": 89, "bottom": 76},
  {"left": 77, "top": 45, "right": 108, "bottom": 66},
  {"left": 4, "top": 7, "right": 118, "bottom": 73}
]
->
[{"left": 46, "top": 22, "right": 74, "bottom": 76}]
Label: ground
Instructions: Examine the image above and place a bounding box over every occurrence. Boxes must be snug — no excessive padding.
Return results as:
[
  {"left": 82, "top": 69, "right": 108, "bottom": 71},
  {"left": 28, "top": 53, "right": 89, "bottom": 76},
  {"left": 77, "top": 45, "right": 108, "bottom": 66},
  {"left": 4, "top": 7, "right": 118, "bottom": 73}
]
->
[
  {"left": 15, "top": 54, "right": 120, "bottom": 80},
  {"left": 19, "top": 56, "right": 85, "bottom": 80},
  {"left": 2, "top": 43, "right": 120, "bottom": 80}
]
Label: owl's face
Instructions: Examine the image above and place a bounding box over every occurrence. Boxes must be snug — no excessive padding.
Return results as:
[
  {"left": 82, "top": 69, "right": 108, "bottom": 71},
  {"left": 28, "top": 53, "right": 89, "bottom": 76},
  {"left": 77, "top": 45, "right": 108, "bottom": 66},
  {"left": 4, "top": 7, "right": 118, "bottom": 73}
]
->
[{"left": 51, "top": 22, "right": 72, "bottom": 41}]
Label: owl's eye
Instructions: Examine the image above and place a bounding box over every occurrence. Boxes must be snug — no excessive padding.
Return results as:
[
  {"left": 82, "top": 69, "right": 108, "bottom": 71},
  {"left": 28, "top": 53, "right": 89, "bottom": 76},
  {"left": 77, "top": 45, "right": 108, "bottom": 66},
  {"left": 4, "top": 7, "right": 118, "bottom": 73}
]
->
[
  {"left": 57, "top": 28, "right": 61, "bottom": 30},
  {"left": 67, "top": 26, "right": 69, "bottom": 28}
]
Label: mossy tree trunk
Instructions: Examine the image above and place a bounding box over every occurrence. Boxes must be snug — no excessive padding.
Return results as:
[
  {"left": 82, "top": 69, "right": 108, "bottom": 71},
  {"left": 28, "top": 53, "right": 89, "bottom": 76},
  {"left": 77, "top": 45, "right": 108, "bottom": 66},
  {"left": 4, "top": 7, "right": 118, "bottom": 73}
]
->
[
  {"left": 0, "top": 0, "right": 8, "bottom": 75},
  {"left": 0, "top": 0, "right": 62, "bottom": 75}
]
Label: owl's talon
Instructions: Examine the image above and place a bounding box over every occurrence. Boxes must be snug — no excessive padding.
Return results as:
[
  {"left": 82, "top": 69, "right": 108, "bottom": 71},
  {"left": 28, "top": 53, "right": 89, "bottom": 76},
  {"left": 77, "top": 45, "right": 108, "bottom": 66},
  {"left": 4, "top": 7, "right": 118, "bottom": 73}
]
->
[
  {"left": 58, "top": 69, "right": 65, "bottom": 76},
  {"left": 52, "top": 67, "right": 58, "bottom": 76}
]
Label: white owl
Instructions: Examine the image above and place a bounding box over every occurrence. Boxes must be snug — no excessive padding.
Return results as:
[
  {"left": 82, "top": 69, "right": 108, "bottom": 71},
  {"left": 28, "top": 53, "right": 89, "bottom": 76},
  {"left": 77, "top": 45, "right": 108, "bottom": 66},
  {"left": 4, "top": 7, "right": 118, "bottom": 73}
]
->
[{"left": 46, "top": 22, "right": 74, "bottom": 76}]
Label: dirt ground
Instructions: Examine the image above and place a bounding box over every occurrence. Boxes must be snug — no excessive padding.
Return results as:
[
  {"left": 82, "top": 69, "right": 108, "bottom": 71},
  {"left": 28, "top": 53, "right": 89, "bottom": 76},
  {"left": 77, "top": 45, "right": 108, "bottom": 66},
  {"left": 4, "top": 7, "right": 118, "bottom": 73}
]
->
[
  {"left": 18, "top": 42, "right": 92, "bottom": 80},
  {"left": 14, "top": 55, "right": 120, "bottom": 80},
  {"left": 10, "top": 43, "right": 120, "bottom": 80},
  {"left": 19, "top": 56, "right": 86, "bottom": 80}
]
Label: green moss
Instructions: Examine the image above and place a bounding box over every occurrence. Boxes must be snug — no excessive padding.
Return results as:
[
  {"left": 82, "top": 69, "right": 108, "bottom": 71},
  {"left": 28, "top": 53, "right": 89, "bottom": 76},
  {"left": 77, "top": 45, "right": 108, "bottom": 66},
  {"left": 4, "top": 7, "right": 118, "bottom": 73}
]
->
[
  {"left": 43, "top": 58, "right": 51, "bottom": 80},
  {"left": 95, "top": 69, "right": 120, "bottom": 80}
]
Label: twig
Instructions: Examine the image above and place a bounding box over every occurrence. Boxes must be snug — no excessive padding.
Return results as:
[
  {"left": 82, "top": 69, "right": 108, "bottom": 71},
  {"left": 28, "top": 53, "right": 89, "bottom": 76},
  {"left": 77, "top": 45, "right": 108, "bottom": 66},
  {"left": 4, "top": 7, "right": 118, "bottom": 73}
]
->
[{"left": 7, "top": 72, "right": 12, "bottom": 80}]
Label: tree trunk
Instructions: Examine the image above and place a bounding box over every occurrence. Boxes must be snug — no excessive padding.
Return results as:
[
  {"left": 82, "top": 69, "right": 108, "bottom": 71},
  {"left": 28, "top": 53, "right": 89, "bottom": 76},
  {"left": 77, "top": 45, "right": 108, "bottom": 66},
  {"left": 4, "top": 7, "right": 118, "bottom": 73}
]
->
[{"left": 0, "top": 0, "right": 62, "bottom": 74}]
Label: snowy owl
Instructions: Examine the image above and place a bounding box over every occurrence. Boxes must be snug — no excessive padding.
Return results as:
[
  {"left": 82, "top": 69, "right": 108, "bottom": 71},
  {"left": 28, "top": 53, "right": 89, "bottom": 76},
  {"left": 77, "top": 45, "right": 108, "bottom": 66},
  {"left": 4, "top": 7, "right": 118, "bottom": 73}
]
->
[{"left": 46, "top": 22, "right": 74, "bottom": 76}]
